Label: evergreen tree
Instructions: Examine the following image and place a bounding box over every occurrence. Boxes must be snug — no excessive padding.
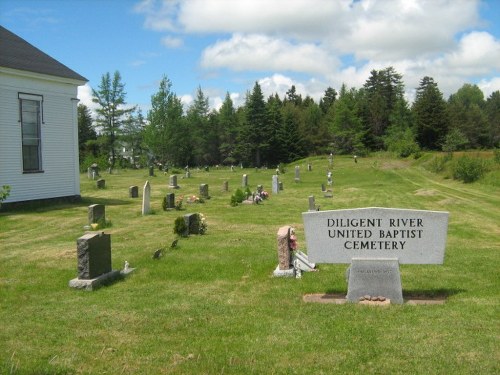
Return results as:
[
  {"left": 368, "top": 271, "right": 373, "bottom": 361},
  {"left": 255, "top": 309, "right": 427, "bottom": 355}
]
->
[
  {"left": 319, "top": 87, "right": 337, "bottom": 114},
  {"left": 412, "top": 76, "right": 449, "bottom": 150},
  {"left": 448, "top": 84, "right": 489, "bottom": 148},
  {"left": 218, "top": 92, "right": 238, "bottom": 165},
  {"left": 77, "top": 104, "right": 97, "bottom": 165},
  {"left": 238, "top": 82, "right": 268, "bottom": 166},
  {"left": 328, "top": 84, "right": 365, "bottom": 155},
  {"left": 186, "top": 86, "right": 210, "bottom": 165},
  {"left": 279, "top": 102, "right": 306, "bottom": 162},
  {"left": 92, "top": 71, "right": 134, "bottom": 169},
  {"left": 485, "top": 91, "right": 500, "bottom": 147},
  {"left": 143, "top": 75, "right": 185, "bottom": 166},
  {"left": 361, "top": 67, "right": 405, "bottom": 150},
  {"left": 265, "top": 93, "right": 284, "bottom": 166},
  {"left": 121, "top": 108, "right": 146, "bottom": 167}
]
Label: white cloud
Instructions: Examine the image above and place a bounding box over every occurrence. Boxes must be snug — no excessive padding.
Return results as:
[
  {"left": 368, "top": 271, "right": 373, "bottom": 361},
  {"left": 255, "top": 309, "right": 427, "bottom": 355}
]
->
[
  {"left": 201, "top": 34, "right": 339, "bottom": 75},
  {"left": 135, "top": 0, "right": 498, "bottom": 105},
  {"left": 161, "top": 35, "right": 183, "bottom": 48},
  {"left": 478, "top": 77, "right": 500, "bottom": 98},
  {"left": 77, "top": 84, "right": 98, "bottom": 112}
]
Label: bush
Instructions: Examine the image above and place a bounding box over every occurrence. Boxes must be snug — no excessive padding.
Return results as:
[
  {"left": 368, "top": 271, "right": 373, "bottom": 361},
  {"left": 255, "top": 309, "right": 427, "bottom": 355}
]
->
[
  {"left": 452, "top": 156, "right": 486, "bottom": 183},
  {"left": 426, "top": 156, "right": 448, "bottom": 173},
  {"left": 230, "top": 188, "right": 246, "bottom": 206},
  {"left": 0, "top": 185, "right": 11, "bottom": 207},
  {"left": 173, "top": 216, "right": 188, "bottom": 237}
]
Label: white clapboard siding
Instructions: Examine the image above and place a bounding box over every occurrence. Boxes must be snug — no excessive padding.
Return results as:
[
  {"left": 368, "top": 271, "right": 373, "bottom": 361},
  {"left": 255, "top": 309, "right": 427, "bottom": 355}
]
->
[{"left": 0, "top": 71, "right": 82, "bottom": 203}]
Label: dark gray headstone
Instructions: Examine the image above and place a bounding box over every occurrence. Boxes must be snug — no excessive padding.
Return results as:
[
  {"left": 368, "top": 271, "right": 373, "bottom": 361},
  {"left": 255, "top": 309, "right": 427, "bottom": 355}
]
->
[
  {"left": 149, "top": 166, "right": 154, "bottom": 177},
  {"left": 200, "top": 184, "right": 209, "bottom": 199},
  {"left": 129, "top": 185, "right": 138, "bottom": 198},
  {"left": 96, "top": 179, "right": 105, "bottom": 189},
  {"left": 165, "top": 193, "right": 175, "bottom": 210},
  {"left": 279, "top": 182, "right": 284, "bottom": 191},
  {"left": 77, "top": 232, "right": 112, "bottom": 279},
  {"left": 184, "top": 213, "right": 200, "bottom": 235},
  {"left": 88, "top": 204, "right": 105, "bottom": 225},
  {"left": 222, "top": 180, "right": 229, "bottom": 192}
]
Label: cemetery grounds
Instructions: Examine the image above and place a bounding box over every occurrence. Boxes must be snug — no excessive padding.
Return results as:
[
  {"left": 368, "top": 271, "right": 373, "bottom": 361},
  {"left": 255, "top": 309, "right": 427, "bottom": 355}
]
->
[{"left": 0, "top": 153, "right": 499, "bottom": 374}]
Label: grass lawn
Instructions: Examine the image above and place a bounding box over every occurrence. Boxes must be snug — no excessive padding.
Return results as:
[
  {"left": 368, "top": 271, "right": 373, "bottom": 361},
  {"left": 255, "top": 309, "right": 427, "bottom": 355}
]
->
[{"left": 1, "top": 153, "right": 499, "bottom": 374}]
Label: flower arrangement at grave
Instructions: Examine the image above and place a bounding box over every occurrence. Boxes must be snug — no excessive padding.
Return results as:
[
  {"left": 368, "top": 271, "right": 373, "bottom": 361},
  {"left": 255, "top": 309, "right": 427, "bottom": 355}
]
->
[
  {"left": 289, "top": 228, "right": 298, "bottom": 251},
  {"left": 187, "top": 195, "right": 204, "bottom": 204},
  {"left": 197, "top": 213, "right": 207, "bottom": 235},
  {"left": 175, "top": 195, "right": 183, "bottom": 210}
]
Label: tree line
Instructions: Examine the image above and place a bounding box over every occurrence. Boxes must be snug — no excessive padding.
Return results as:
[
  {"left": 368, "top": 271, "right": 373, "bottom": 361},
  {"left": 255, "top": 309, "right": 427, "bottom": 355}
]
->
[{"left": 78, "top": 67, "right": 500, "bottom": 170}]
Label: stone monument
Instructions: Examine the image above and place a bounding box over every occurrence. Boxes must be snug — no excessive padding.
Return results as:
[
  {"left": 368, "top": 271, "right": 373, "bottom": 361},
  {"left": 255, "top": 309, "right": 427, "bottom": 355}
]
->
[
  {"left": 88, "top": 204, "right": 105, "bottom": 226},
  {"left": 302, "top": 207, "right": 449, "bottom": 304},
  {"left": 272, "top": 175, "right": 279, "bottom": 194},
  {"left": 169, "top": 175, "right": 179, "bottom": 189},
  {"left": 129, "top": 185, "right": 138, "bottom": 198}
]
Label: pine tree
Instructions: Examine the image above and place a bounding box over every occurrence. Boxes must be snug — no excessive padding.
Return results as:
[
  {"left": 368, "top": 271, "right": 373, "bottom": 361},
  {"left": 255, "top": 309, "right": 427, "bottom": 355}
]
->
[
  {"left": 92, "top": 71, "right": 134, "bottom": 169},
  {"left": 412, "top": 76, "right": 449, "bottom": 150},
  {"left": 77, "top": 104, "right": 97, "bottom": 165}
]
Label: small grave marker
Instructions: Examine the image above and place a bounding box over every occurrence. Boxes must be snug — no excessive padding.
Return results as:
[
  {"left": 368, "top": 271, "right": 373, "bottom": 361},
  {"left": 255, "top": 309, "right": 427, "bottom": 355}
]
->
[
  {"left": 294, "top": 166, "right": 300, "bottom": 182},
  {"left": 199, "top": 184, "right": 209, "bottom": 199},
  {"left": 129, "top": 185, "right": 138, "bottom": 198},
  {"left": 242, "top": 174, "right": 248, "bottom": 188},
  {"left": 96, "top": 179, "right": 105, "bottom": 189},
  {"left": 169, "top": 175, "right": 179, "bottom": 189},
  {"left": 88, "top": 204, "right": 105, "bottom": 225}
]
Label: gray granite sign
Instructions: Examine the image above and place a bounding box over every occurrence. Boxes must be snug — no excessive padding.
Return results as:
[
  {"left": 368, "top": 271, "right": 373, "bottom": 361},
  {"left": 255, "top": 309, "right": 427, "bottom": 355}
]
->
[
  {"left": 302, "top": 207, "right": 449, "bottom": 304},
  {"left": 302, "top": 207, "right": 448, "bottom": 264}
]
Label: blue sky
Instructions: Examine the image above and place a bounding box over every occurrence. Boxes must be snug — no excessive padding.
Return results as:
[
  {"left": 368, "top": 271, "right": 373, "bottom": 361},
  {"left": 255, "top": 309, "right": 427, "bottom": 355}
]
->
[{"left": 1, "top": 0, "right": 499, "bottom": 113}]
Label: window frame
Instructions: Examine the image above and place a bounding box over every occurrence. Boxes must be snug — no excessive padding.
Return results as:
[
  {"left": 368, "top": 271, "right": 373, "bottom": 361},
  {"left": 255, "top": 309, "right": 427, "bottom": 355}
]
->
[{"left": 18, "top": 93, "right": 44, "bottom": 173}]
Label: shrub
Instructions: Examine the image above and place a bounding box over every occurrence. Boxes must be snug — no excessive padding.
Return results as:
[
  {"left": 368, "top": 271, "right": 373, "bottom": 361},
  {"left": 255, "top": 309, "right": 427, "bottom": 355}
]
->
[
  {"left": 174, "top": 216, "right": 188, "bottom": 237},
  {"left": 0, "top": 185, "right": 11, "bottom": 208},
  {"left": 452, "top": 156, "right": 486, "bottom": 183},
  {"left": 230, "top": 188, "right": 247, "bottom": 206},
  {"left": 426, "top": 156, "right": 448, "bottom": 173}
]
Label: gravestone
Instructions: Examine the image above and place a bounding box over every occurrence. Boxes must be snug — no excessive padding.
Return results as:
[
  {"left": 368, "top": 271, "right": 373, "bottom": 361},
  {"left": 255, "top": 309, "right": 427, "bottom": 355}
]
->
[
  {"left": 242, "top": 174, "right": 248, "bottom": 188},
  {"left": 69, "top": 232, "right": 131, "bottom": 291},
  {"left": 294, "top": 166, "right": 300, "bottom": 182},
  {"left": 199, "top": 184, "right": 209, "bottom": 199},
  {"left": 149, "top": 166, "right": 154, "bottom": 177},
  {"left": 87, "top": 167, "right": 92, "bottom": 179},
  {"left": 273, "top": 225, "right": 295, "bottom": 277},
  {"left": 169, "top": 175, "right": 179, "bottom": 189},
  {"left": 272, "top": 175, "right": 279, "bottom": 194},
  {"left": 222, "top": 180, "right": 229, "bottom": 192},
  {"left": 186, "top": 171, "right": 191, "bottom": 178},
  {"left": 96, "top": 179, "right": 105, "bottom": 189},
  {"left": 76, "top": 232, "right": 111, "bottom": 279},
  {"left": 302, "top": 207, "right": 449, "bottom": 304},
  {"left": 142, "top": 180, "right": 151, "bottom": 215},
  {"left": 308, "top": 196, "right": 318, "bottom": 212},
  {"left": 308, "top": 163, "right": 312, "bottom": 172},
  {"left": 184, "top": 213, "right": 200, "bottom": 235},
  {"left": 88, "top": 204, "right": 105, "bottom": 225},
  {"left": 279, "top": 182, "right": 283, "bottom": 191},
  {"left": 231, "top": 165, "right": 235, "bottom": 172},
  {"left": 90, "top": 163, "right": 99, "bottom": 180},
  {"left": 164, "top": 192, "right": 175, "bottom": 210},
  {"left": 129, "top": 185, "right": 138, "bottom": 198},
  {"left": 321, "top": 183, "right": 326, "bottom": 192}
]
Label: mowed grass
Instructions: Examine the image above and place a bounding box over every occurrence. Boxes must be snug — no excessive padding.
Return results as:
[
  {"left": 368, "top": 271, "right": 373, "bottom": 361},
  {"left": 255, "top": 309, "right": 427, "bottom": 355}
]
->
[{"left": 0, "top": 154, "right": 499, "bottom": 374}]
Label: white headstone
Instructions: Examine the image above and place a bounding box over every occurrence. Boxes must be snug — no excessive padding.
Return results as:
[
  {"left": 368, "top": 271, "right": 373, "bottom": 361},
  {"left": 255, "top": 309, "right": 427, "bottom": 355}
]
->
[
  {"left": 142, "top": 181, "right": 151, "bottom": 215},
  {"left": 272, "top": 175, "right": 279, "bottom": 194}
]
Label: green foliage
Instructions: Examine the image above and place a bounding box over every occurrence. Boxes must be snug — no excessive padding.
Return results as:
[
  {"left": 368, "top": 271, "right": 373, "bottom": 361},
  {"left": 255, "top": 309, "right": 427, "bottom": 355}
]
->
[
  {"left": 92, "top": 71, "right": 135, "bottom": 169},
  {"left": 452, "top": 156, "right": 487, "bottom": 183},
  {"left": 442, "top": 128, "right": 468, "bottom": 153},
  {"left": 173, "top": 216, "right": 188, "bottom": 237},
  {"left": 494, "top": 148, "right": 500, "bottom": 163},
  {"left": 0, "top": 185, "right": 11, "bottom": 206},
  {"left": 385, "top": 127, "right": 420, "bottom": 158},
  {"left": 230, "top": 188, "right": 246, "bottom": 206},
  {"left": 426, "top": 155, "right": 449, "bottom": 173}
]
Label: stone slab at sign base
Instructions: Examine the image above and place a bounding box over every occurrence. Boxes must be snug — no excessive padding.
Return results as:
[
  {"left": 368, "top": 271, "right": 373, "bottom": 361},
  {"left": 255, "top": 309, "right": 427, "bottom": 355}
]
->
[
  {"left": 346, "top": 258, "right": 403, "bottom": 304},
  {"left": 302, "top": 207, "right": 449, "bottom": 304}
]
